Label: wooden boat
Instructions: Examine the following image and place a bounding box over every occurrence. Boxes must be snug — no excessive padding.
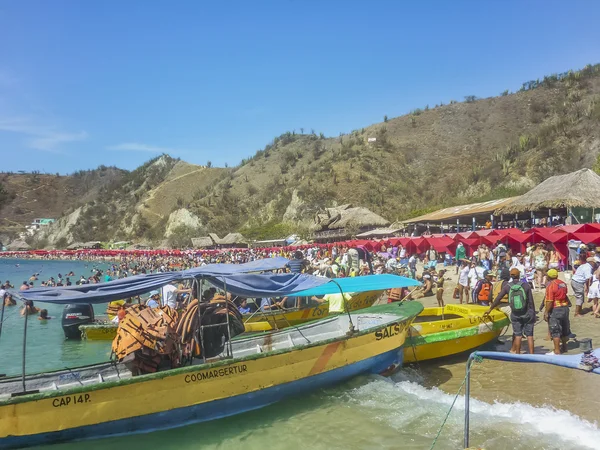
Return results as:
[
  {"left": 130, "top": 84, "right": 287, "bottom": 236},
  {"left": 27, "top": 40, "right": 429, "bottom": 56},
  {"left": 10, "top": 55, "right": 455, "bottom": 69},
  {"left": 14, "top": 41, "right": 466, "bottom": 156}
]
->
[
  {"left": 80, "top": 290, "right": 386, "bottom": 338},
  {"left": 0, "top": 301, "right": 422, "bottom": 448},
  {"left": 403, "top": 304, "right": 509, "bottom": 363},
  {"left": 80, "top": 322, "right": 118, "bottom": 340},
  {"left": 243, "top": 289, "right": 384, "bottom": 332}
]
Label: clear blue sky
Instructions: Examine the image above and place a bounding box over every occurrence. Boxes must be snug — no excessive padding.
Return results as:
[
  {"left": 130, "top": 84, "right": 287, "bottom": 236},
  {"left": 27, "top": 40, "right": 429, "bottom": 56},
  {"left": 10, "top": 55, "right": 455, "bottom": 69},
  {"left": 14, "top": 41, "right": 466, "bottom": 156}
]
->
[{"left": 0, "top": 0, "right": 599, "bottom": 174}]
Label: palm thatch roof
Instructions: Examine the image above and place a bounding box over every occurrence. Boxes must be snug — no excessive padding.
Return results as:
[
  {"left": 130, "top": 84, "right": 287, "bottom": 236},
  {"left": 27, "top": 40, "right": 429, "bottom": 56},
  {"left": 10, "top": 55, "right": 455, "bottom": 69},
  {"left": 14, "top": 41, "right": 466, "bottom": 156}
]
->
[
  {"left": 219, "top": 233, "right": 247, "bottom": 245},
  {"left": 496, "top": 169, "right": 600, "bottom": 214},
  {"left": 208, "top": 233, "right": 222, "bottom": 244},
  {"left": 191, "top": 237, "right": 215, "bottom": 248},
  {"left": 7, "top": 240, "right": 30, "bottom": 251},
  {"left": 82, "top": 241, "right": 102, "bottom": 249},
  {"left": 312, "top": 205, "right": 389, "bottom": 231}
]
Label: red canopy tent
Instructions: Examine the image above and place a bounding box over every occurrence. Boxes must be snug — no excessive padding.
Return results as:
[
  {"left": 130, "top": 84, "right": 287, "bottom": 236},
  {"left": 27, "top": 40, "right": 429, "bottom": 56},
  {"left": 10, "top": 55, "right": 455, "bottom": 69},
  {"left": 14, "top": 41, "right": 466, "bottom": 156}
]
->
[
  {"left": 571, "top": 232, "right": 600, "bottom": 246},
  {"left": 424, "top": 236, "right": 457, "bottom": 255}
]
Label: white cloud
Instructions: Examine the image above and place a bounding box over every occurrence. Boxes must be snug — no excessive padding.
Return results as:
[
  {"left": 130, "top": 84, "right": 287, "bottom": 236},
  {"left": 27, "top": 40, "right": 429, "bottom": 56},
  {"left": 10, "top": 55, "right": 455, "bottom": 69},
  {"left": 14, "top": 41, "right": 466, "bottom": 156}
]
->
[
  {"left": 0, "top": 116, "right": 87, "bottom": 152},
  {"left": 28, "top": 131, "right": 88, "bottom": 151},
  {"left": 107, "top": 142, "right": 175, "bottom": 153},
  {"left": 107, "top": 142, "right": 196, "bottom": 156}
]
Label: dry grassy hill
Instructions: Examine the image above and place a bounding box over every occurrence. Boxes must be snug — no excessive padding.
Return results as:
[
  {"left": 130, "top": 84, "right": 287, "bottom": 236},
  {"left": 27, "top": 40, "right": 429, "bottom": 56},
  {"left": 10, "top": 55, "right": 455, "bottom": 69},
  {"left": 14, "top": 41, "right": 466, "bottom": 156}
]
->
[
  {"left": 0, "top": 166, "right": 126, "bottom": 237},
  {"left": 17, "top": 63, "right": 600, "bottom": 246}
]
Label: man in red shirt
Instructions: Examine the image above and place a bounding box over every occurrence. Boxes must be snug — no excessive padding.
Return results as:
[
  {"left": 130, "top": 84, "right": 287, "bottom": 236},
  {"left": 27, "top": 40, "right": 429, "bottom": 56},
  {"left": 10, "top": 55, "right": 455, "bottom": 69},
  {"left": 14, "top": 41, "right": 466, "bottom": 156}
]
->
[{"left": 544, "top": 269, "right": 571, "bottom": 355}]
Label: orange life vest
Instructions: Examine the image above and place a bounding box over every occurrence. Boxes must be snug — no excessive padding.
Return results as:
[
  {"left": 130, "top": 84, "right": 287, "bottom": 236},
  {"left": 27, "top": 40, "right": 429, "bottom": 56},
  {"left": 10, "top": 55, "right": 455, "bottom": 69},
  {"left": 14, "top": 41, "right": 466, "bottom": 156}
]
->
[{"left": 478, "top": 281, "right": 492, "bottom": 301}]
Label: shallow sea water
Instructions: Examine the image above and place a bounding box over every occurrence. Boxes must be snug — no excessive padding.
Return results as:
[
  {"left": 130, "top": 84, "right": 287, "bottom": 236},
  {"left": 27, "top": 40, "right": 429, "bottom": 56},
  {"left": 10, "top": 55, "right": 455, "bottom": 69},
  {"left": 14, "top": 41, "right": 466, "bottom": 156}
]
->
[{"left": 1, "top": 259, "right": 599, "bottom": 450}]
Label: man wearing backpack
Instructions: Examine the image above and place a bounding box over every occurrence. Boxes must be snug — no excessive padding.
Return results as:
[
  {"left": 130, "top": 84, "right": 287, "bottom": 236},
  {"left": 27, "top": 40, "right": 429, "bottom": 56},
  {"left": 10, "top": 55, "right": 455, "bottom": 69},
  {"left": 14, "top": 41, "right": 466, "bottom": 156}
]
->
[
  {"left": 473, "top": 270, "right": 494, "bottom": 306},
  {"left": 486, "top": 268, "right": 535, "bottom": 354}
]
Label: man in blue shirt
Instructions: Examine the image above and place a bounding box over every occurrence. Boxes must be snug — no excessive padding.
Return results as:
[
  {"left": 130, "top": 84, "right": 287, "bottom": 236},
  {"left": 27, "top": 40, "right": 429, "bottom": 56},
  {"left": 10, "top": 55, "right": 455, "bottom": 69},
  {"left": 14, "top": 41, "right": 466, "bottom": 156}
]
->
[
  {"left": 238, "top": 298, "right": 252, "bottom": 314},
  {"left": 146, "top": 290, "right": 160, "bottom": 308},
  {"left": 286, "top": 251, "right": 308, "bottom": 273}
]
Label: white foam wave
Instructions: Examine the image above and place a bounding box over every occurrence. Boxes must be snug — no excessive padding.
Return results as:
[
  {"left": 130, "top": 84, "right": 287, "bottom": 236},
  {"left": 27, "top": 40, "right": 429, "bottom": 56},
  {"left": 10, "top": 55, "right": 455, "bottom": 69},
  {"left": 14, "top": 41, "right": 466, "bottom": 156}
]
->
[{"left": 349, "top": 375, "right": 600, "bottom": 450}]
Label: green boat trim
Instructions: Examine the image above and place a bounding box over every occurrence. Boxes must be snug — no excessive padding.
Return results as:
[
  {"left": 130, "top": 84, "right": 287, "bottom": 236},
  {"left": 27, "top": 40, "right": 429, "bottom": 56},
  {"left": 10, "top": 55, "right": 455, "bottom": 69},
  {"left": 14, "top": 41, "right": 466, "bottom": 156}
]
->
[{"left": 407, "top": 316, "right": 510, "bottom": 346}]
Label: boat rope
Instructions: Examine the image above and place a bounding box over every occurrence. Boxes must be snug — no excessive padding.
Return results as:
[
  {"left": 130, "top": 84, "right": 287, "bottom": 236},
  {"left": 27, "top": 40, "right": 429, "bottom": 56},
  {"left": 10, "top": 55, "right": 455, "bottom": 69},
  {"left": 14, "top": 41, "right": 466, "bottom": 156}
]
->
[
  {"left": 407, "top": 327, "right": 421, "bottom": 371},
  {"left": 429, "top": 354, "right": 483, "bottom": 450}
]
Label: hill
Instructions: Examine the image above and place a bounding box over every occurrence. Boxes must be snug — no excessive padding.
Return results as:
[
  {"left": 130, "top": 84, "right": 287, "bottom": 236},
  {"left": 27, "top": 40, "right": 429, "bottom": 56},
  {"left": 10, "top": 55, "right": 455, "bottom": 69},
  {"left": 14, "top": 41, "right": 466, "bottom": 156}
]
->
[
  {"left": 16, "top": 63, "right": 600, "bottom": 247},
  {"left": 0, "top": 166, "right": 126, "bottom": 237}
]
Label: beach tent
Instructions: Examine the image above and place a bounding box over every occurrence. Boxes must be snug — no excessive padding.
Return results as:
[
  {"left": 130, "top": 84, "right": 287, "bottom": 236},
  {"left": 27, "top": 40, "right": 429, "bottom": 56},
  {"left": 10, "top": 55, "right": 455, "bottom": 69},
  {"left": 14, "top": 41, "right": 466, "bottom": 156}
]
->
[{"left": 424, "top": 236, "right": 456, "bottom": 254}]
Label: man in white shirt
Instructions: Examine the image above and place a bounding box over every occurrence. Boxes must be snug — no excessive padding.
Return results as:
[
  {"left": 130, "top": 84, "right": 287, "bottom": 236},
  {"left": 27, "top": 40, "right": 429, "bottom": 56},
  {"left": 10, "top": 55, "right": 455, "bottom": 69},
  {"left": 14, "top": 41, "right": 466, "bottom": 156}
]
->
[
  {"left": 161, "top": 284, "right": 192, "bottom": 309},
  {"left": 458, "top": 260, "right": 470, "bottom": 304},
  {"left": 468, "top": 262, "right": 485, "bottom": 303},
  {"left": 571, "top": 257, "right": 596, "bottom": 316},
  {"left": 161, "top": 284, "right": 178, "bottom": 309},
  {"left": 510, "top": 253, "right": 526, "bottom": 277}
]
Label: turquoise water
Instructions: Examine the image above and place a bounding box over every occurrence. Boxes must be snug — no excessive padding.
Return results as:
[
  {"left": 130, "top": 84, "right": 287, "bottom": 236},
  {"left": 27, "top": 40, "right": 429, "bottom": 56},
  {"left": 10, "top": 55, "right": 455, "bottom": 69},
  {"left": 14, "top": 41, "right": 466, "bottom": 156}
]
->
[
  {"left": 1, "top": 259, "right": 600, "bottom": 450},
  {"left": 0, "top": 259, "right": 112, "bottom": 377}
]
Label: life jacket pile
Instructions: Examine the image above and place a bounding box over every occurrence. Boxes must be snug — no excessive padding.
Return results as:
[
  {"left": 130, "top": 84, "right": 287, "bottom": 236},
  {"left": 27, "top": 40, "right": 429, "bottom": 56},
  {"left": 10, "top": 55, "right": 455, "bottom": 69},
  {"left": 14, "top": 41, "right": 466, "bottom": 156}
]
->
[{"left": 112, "top": 296, "right": 245, "bottom": 376}]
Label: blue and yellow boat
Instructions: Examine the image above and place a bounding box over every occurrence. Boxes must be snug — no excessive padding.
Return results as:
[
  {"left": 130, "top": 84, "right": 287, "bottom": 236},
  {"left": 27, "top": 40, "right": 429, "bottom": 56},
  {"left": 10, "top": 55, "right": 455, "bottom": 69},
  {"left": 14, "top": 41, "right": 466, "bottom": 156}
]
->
[{"left": 1, "top": 267, "right": 422, "bottom": 448}]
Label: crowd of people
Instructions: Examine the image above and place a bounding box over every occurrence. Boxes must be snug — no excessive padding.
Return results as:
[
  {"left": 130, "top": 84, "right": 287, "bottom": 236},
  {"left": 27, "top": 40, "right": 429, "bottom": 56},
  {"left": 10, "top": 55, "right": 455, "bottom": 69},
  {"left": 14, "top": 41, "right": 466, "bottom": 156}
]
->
[{"left": 3, "top": 239, "right": 600, "bottom": 357}]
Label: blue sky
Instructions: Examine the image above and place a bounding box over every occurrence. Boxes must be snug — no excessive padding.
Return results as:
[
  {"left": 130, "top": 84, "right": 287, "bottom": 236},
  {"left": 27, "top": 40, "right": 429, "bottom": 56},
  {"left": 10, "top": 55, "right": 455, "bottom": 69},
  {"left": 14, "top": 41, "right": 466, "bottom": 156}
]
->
[{"left": 0, "top": 0, "right": 599, "bottom": 174}]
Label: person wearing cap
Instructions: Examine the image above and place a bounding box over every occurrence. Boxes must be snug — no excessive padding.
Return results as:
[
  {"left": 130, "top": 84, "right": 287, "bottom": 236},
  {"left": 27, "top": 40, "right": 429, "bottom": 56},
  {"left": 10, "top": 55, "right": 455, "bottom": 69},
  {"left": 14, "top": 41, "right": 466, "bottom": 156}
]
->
[
  {"left": 146, "top": 291, "right": 161, "bottom": 308},
  {"left": 473, "top": 270, "right": 494, "bottom": 306},
  {"left": 544, "top": 269, "right": 571, "bottom": 354},
  {"left": 487, "top": 268, "right": 535, "bottom": 354},
  {"left": 571, "top": 256, "right": 596, "bottom": 317},
  {"left": 468, "top": 260, "right": 485, "bottom": 303}
]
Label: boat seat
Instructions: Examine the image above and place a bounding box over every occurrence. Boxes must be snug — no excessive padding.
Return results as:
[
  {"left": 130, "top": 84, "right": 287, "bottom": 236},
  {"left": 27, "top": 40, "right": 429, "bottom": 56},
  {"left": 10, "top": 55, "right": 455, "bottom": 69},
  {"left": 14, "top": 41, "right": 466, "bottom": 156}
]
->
[
  {"left": 256, "top": 344, "right": 262, "bottom": 353},
  {"left": 287, "top": 334, "right": 294, "bottom": 347},
  {"left": 51, "top": 382, "right": 59, "bottom": 390},
  {"left": 97, "top": 374, "right": 104, "bottom": 383}
]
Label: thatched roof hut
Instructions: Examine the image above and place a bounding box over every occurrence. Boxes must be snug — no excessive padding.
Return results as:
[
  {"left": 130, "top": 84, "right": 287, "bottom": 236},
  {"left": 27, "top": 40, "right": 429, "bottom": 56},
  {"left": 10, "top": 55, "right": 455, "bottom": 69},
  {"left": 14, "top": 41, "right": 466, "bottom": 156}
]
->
[
  {"left": 67, "top": 242, "right": 84, "bottom": 250},
  {"left": 496, "top": 169, "right": 600, "bottom": 214},
  {"left": 82, "top": 241, "right": 102, "bottom": 249},
  {"left": 7, "top": 240, "right": 31, "bottom": 251},
  {"left": 220, "top": 233, "right": 248, "bottom": 247},
  {"left": 312, "top": 205, "right": 389, "bottom": 231},
  {"left": 191, "top": 237, "right": 215, "bottom": 248}
]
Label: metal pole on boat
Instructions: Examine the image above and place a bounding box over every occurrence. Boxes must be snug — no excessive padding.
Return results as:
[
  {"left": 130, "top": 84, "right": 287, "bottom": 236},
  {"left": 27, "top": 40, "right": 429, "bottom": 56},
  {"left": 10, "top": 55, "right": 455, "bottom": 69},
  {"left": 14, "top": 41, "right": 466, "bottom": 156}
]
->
[
  {"left": 0, "top": 296, "right": 6, "bottom": 340},
  {"left": 222, "top": 277, "right": 233, "bottom": 358},
  {"left": 21, "top": 305, "right": 29, "bottom": 392},
  {"left": 464, "top": 353, "right": 474, "bottom": 449},
  {"left": 331, "top": 279, "right": 355, "bottom": 333},
  {"left": 199, "top": 277, "right": 206, "bottom": 363}
]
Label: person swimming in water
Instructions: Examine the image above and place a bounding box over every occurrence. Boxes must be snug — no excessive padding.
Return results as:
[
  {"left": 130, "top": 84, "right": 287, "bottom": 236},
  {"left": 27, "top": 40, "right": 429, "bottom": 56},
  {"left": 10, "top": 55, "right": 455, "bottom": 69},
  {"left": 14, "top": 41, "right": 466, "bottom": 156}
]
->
[
  {"left": 21, "top": 300, "right": 40, "bottom": 316},
  {"left": 38, "top": 309, "right": 51, "bottom": 320}
]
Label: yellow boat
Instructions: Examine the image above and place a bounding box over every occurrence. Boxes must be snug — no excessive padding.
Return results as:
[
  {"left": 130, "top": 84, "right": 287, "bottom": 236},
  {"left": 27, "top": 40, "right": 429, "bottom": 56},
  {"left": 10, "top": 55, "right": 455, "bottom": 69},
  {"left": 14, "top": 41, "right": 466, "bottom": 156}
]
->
[
  {"left": 243, "top": 290, "right": 384, "bottom": 332},
  {"left": 403, "top": 304, "right": 509, "bottom": 363},
  {"left": 81, "top": 290, "right": 385, "bottom": 337},
  {"left": 0, "top": 301, "right": 422, "bottom": 448}
]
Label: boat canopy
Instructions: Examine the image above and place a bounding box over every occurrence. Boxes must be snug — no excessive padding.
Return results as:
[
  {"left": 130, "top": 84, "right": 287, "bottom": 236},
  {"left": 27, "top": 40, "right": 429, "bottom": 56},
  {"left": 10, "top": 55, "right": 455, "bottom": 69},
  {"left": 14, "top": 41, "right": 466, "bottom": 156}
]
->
[
  {"left": 286, "top": 274, "right": 421, "bottom": 297},
  {"left": 15, "top": 267, "right": 420, "bottom": 305},
  {"left": 15, "top": 257, "right": 291, "bottom": 305}
]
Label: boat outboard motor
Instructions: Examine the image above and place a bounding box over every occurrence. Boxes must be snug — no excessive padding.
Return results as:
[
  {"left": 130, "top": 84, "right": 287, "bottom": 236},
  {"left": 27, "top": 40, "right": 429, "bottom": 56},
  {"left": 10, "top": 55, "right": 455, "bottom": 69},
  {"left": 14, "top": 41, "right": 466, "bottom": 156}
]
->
[{"left": 61, "top": 304, "right": 95, "bottom": 339}]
